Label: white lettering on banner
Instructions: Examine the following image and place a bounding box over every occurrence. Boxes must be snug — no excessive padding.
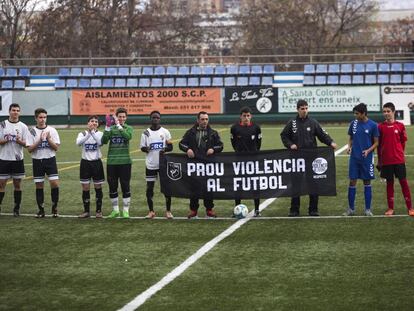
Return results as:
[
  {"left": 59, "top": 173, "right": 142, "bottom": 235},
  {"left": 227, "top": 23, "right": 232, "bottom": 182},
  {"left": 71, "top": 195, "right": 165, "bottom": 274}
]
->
[
  {"left": 232, "top": 158, "right": 305, "bottom": 175},
  {"left": 187, "top": 162, "right": 224, "bottom": 176},
  {"left": 207, "top": 179, "right": 225, "bottom": 192},
  {"left": 241, "top": 90, "right": 258, "bottom": 100},
  {"left": 233, "top": 176, "right": 287, "bottom": 191}
]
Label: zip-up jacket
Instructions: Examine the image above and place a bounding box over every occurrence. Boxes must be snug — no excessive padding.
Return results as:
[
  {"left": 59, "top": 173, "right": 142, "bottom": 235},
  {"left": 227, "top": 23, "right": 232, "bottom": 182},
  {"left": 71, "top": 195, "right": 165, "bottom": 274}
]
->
[
  {"left": 280, "top": 115, "right": 333, "bottom": 149},
  {"left": 179, "top": 124, "right": 223, "bottom": 157}
]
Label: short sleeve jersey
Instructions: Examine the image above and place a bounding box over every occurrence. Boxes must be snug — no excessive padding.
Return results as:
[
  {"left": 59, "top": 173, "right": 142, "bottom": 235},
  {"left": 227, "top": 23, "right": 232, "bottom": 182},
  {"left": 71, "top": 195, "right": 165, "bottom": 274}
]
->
[
  {"left": 76, "top": 130, "right": 103, "bottom": 161},
  {"left": 0, "top": 120, "right": 29, "bottom": 161},
  {"left": 348, "top": 119, "right": 379, "bottom": 161},
  {"left": 378, "top": 121, "right": 406, "bottom": 165},
  {"left": 140, "top": 127, "right": 172, "bottom": 170},
  {"left": 26, "top": 126, "right": 60, "bottom": 159}
]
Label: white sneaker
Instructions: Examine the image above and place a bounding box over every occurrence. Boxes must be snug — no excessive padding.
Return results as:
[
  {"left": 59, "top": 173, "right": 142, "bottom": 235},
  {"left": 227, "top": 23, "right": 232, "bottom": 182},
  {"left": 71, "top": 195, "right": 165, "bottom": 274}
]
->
[
  {"left": 165, "top": 211, "right": 174, "bottom": 219},
  {"left": 364, "top": 209, "right": 374, "bottom": 216},
  {"left": 342, "top": 208, "right": 355, "bottom": 216}
]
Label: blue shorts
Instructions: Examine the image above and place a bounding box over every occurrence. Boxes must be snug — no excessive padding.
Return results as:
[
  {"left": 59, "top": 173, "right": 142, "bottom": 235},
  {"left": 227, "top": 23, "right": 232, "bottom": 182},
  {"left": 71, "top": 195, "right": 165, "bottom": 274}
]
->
[{"left": 349, "top": 157, "right": 375, "bottom": 180}]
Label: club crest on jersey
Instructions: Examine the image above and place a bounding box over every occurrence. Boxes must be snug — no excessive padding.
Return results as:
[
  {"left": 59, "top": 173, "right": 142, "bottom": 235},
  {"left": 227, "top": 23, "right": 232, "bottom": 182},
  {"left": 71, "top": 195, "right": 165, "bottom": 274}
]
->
[{"left": 167, "top": 162, "right": 182, "bottom": 181}]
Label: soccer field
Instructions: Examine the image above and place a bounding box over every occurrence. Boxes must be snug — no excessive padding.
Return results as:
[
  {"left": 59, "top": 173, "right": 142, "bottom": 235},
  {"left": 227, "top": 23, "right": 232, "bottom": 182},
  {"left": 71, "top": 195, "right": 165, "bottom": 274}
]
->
[{"left": 0, "top": 124, "right": 414, "bottom": 310}]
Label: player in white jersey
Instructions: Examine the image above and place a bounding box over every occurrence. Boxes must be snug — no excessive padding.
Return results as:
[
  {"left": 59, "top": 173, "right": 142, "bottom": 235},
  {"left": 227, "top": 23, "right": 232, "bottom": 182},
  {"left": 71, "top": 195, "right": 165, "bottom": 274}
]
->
[
  {"left": 140, "top": 111, "right": 173, "bottom": 219},
  {"left": 76, "top": 115, "right": 105, "bottom": 218},
  {"left": 26, "top": 108, "right": 60, "bottom": 218},
  {"left": 0, "top": 103, "right": 29, "bottom": 216}
]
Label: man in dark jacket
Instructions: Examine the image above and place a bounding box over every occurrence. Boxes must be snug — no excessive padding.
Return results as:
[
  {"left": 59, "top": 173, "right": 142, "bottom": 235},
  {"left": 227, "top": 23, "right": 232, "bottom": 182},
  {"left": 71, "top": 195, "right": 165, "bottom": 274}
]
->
[
  {"left": 230, "top": 106, "right": 262, "bottom": 216},
  {"left": 179, "top": 111, "right": 223, "bottom": 218},
  {"left": 280, "top": 100, "right": 337, "bottom": 217}
]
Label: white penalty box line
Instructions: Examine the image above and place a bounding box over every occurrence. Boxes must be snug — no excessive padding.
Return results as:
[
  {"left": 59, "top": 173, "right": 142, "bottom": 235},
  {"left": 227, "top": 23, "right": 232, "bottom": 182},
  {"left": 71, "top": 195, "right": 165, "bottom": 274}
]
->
[{"left": 118, "top": 144, "right": 348, "bottom": 310}]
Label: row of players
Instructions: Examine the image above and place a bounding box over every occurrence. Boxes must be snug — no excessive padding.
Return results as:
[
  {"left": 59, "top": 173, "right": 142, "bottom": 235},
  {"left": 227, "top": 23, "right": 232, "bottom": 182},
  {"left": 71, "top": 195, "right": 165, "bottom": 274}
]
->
[{"left": 0, "top": 100, "right": 412, "bottom": 218}]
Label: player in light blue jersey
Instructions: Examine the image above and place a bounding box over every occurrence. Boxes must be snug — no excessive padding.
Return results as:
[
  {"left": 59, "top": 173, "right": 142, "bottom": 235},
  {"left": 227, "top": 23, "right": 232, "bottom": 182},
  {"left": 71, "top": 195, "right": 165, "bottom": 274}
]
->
[{"left": 345, "top": 103, "right": 379, "bottom": 216}]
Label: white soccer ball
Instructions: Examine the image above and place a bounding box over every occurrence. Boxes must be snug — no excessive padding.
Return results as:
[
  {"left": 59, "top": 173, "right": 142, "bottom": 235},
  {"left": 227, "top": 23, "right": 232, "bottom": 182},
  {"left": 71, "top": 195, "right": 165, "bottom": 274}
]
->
[{"left": 233, "top": 204, "right": 249, "bottom": 219}]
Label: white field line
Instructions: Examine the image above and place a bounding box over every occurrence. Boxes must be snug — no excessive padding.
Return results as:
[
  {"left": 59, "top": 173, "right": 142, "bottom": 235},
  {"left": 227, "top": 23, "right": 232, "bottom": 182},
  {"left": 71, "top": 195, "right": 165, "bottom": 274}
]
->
[
  {"left": 2, "top": 213, "right": 409, "bottom": 220},
  {"left": 118, "top": 144, "right": 348, "bottom": 310},
  {"left": 117, "top": 198, "right": 274, "bottom": 311}
]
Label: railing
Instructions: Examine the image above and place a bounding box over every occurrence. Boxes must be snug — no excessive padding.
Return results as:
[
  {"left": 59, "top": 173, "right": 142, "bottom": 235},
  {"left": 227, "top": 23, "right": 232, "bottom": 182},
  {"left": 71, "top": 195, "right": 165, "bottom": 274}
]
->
[{"left": 1, "top": 50, "right": 413, "bottom": 75}]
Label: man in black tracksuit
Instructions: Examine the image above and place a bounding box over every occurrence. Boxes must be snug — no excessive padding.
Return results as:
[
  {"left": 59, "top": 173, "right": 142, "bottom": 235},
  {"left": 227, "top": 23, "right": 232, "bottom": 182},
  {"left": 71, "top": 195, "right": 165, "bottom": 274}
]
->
[
  {"left": 280, "top": 100, "right": 337, "bottom": 217},
  {"left": 179, "top": 111, "right": 223, "bottom": 219},
  {"left": 230, "top": 106, "right": 262, "bottom": 216}
]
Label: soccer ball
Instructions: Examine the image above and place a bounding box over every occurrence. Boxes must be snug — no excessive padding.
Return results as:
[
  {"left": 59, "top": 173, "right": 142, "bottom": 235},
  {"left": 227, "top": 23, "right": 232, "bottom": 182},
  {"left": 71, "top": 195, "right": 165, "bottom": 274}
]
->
[{"left": 233, "top": 204, "right": 249, "bottom": 219}]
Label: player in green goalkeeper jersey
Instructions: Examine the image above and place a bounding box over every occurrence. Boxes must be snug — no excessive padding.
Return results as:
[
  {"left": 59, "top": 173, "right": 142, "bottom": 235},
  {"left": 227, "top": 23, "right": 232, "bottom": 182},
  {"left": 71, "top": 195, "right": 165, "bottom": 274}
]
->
[{"left": 102, "top": 107, "right": 133, "bottom": 218}]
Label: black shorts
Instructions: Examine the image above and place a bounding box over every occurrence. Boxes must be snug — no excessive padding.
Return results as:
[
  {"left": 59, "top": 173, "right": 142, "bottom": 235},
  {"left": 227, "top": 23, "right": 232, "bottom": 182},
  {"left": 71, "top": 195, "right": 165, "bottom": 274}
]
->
[
  {"left": 32, "top": 157, "right": 59, "bottom": 183},
  {"left": 380, "top": 164, "right": 406, "bottom": 180},
  {"left": 146, "top": 168, "right": 159, "bottom": 182},
  {"left": 80, "top": 159, "right": 105, "bottom": 184},
  {"left": 0, "top": 159, "right": 25, "bottom": 180}
]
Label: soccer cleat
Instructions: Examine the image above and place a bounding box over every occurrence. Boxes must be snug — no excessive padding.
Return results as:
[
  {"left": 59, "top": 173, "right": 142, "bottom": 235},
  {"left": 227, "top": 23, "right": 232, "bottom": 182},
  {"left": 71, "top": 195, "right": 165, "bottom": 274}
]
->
[
  {"left": 342, "top": 208, "right": 355, "bottom": 216},
  {"left": 254, "top": 210, "right": 261, "bottom": 217},
  {"left": 309, "top": 211, "right": 320, "bottom": 217},
  {"left": 36, "top": 209, "right": 45, "bottom": 218},
  {"left": 145, "top": 211, "right": 156, "bottom": 219},
  {"left": 95, "top": 211, "right": 103, "bottom": 219},
  {"left": 206, "top": 209, "right": 217, "bottom": 218},
  {"left": 384, "top": 208, "right": 395, "bottom": 216},
  {"left": 13, "top": 209, "right": 20, "bottom": 217},
  {"left": 78, "top": 212, "right": 90, "bottom": 218},
  {"left": 364, "top": 209, "right": 374, "bottom": 216},
  {"left": 288, "top": 212, "right": 299, "bottom": 217},
  {"left": 187, "top": 210, "right": 198, "bottom": 219},
  {"left": 408, "top": 209, "right": 414, "bottom": 217},
  {"left": 107, "top": 210, "right": 120, "bottom": 218},
  {"left": 122, "top": 211, "right": 130, "bottom": 219},
  {"left": 165, "top": 211, "right": 174, "bottom": 219}
]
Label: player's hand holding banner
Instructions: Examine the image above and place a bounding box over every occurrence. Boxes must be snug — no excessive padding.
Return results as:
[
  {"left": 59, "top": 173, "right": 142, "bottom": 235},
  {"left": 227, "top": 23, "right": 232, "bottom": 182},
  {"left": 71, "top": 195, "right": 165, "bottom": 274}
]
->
[{"left": 160, "top": 147, "right": 336, "bottom": 199}]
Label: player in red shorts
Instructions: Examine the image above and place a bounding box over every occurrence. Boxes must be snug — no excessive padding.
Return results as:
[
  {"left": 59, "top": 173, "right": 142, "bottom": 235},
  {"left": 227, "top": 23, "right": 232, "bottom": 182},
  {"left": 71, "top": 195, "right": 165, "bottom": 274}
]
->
[{"left": 377, "top": 102, "right": 414, "bottom": 216}]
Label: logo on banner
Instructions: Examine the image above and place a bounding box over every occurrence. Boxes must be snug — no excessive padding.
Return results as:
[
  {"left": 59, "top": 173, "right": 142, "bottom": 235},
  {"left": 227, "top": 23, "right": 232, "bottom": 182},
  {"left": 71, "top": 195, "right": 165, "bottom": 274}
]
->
[
  {"left": 167, "top": 162, "right": 182, "bottom": 180},
  {"left": 312, "top": 157, "right": 328, "bottom": 175},
  {"left": 256, "top": 97, "right": 272, "bottom": 113}
]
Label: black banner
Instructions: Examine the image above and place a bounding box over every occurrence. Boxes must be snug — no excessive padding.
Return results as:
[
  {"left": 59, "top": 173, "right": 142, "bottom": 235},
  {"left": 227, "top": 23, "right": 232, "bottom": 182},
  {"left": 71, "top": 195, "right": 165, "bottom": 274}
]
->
[
  {"left": 160, "top": 147, "right": 336, "bottom": 199},
  {"left": 224, "top": 86, "right": 277, "bottom": 114}
]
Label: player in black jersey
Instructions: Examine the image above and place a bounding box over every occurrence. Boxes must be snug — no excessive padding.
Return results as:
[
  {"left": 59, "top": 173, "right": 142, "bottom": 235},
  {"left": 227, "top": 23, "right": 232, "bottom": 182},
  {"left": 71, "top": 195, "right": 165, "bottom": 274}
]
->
[{"left": 230, "top": 106, "right": 262, "bottom": 216}]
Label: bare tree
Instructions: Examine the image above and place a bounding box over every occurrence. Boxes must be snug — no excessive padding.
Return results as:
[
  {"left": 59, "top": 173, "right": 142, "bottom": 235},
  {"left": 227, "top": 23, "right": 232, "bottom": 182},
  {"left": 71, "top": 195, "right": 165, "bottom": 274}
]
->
[
  {"left": 233, "top": 0, "right": 378, "bottom": 56},
  {"left": 0, "top": 0, "right": 39, "bottom": 59},
  {"left": 381, "top": 15, "right": 414, "bottom": 48}
]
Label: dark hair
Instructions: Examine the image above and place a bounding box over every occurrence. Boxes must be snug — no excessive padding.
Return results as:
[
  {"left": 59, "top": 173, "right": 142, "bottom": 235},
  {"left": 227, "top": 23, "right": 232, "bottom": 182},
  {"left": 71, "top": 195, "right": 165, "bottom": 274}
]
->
[
  {"left": 352, "top": 103, "right": 367, "bottom": 115},
  {"left": 197, "top": 111, "right": 208, "bottom": 119},
  {"left": 239, "top": 106, "right": 252, "bottom": 115},
  {"left": 116, "top": 107, "right": 127, "bottom": 116},
  {"left": 35, "top": 108, "right": 47, "bottom": 117},
  {"left": 296, "top": 100, "right": 308, "bottom": 109},
  {"left": 88, "top": 115, "right": 99, "bottom": 122},
  {"left": 9, "top": 103, "right": 20, "bottom": 111},
  {"left": 149, "top": 110, "right": 161, "bottom": 118},
  {"left": 383, "top": 102, "right": 395, "bottom": 112}
]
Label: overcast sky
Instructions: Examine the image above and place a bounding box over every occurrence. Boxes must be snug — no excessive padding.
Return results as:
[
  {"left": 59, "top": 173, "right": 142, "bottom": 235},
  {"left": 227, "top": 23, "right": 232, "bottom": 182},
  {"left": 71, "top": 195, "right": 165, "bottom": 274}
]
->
[{"left": 380, "top": 0, "right": 414, "bottom": 9}]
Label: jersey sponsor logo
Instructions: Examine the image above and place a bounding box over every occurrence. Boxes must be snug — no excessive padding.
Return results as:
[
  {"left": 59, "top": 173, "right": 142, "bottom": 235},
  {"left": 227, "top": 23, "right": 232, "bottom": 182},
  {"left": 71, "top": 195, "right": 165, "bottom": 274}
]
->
[
  {"left": 37, "top": 140, "right": 50, "bottom": 149},
  {"left": 150, "top": 142, "right": 164, "bottom": 150},
  {"left": 110, "top": 136, "right": 126, "bottom": 145},
  {"left": 352, "top": 120, "right": 358, "bottom": 134},
  {"left": 84, "top": 143, "right": 98, "bottom": 151},
  {"left": 3, "top": 134, "right": 17, "bottom": 142}
]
